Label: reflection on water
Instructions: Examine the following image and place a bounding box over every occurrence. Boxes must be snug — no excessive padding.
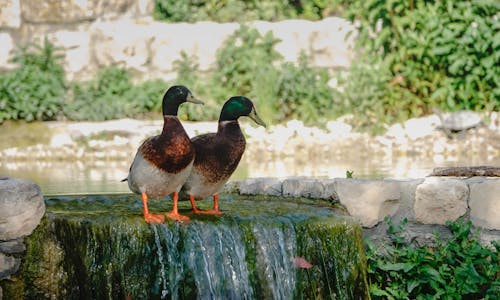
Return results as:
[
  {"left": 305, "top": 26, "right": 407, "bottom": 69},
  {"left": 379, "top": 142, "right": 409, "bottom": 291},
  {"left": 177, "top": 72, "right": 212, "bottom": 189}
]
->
[{"left": 1, "top": 151, "right": 498, "bottom": 195}]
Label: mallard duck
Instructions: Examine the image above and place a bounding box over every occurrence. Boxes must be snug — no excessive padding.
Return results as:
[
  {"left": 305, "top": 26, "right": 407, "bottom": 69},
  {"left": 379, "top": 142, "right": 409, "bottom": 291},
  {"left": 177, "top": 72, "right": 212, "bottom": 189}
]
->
[
  {"left": 182, "top": 96, "right": 266, "bottom": 214},
  {"left": 122, "top": 85, "right": 203, "bottom": 223}
]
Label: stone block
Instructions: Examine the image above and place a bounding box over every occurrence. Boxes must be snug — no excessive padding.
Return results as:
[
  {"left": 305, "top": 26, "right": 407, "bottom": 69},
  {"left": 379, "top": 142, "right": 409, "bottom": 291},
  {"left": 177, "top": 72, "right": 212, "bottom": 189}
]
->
[
  {"left": 335, "top": 179, "right": 401, "bottom": 228},
  {"left": 239, "top": 178, "right": 282, "bottom": 196},
  {"left": 282, "top": 177, "right": 324, "bottom": 198},
  {"left": 414, "top": 177, "right": 468, "bottom": 225},
  {"left": 0, "top": 177, "right": 45, "bottom": 240},
  {"left": 150, "top": 21, "right": 239, "bottom": 72},
  {"left": 253, "top": 17, "right": 356, "bottom": 68},
  {"left": 0, "top": 33, "right": 15, "bottom": 70},
  {"left": 392, "top": 179, "right": 424, "bottom": 222},
  {"left": 0, "top": 0, "right": 20, "bottom": 28},
  {"left": 469, "top": 179, "right": 500, "bottom": 230},
  {"left": 91, "top": 18, "right": 154, "bottom": 72},
  {"left": 319, "top": 179, "right": 339, "bottom": 202},
  {"left": 0, "top": 239, "right": 26, "bottom": 254},
  {"left": 20, "top": 0, "right": 139, "bottom": 23},
  {"left": 222, "top": 180, "right": 240, "bottom": 194},
  {"left": 0, "top": 252, "right": 20, "bottom": 278},
  {"left": 47, "top": 30, "right": 92, "bottom": 81}
]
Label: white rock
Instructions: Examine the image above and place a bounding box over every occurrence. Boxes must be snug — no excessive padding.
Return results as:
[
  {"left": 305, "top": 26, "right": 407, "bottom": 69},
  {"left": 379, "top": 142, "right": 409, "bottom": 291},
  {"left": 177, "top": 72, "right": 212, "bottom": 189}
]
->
[
  {"left": 0, "top": 252, "right": 20, "bottom": 278},
  {"left": 403, "top": 115, "right": 440, "bottom": 140},
  {"left": 0, "top": 33, "right": 15, "bottom": 70},
  {"left": 469, "top": 179, "right": 500, "bottom": 230},
  {"left": 0, "top": 0, "right": 20, "bottom": 28},
  {"left": 414, "top": 177, "right": 468, "bottom": 225},
  {"left": 50, "top": 132, "right": 74, "bottom": 147},
  {"left": 91, "top": 18, "right": 154, "bottom": 72},
  {"left": 48, "top": 30, "right": 92, "bottom": 81},
  {"left": 0, "top": 177, "right": 45, "bottom": 240},
  {"left": 282, "top": 177, "right": 325, "bottom": 198},
  {"left": 319, "top": 179, "right": 338, "bottom": 201},
  {"left": 335, "top": 179, "right": 401, "bottom": 227},
  {"left": 326, "top": 120, "right": 352, "bottom": 139},
  {"left": 239, "top": 178, "right": 282, "bottom": 196}
]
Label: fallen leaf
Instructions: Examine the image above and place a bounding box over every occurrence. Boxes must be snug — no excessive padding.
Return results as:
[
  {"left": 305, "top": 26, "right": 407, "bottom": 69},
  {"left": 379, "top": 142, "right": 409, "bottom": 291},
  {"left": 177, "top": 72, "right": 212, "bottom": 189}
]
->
[{"left": 293, "top": 256, "right": 313, "bottom": 269}]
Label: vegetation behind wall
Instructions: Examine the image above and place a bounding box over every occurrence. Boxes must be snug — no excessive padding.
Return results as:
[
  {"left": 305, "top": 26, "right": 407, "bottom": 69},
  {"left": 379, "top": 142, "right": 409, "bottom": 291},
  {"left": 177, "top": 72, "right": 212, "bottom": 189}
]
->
[{"left": 1, "top": 1, "right": 498, "bottom": 131}]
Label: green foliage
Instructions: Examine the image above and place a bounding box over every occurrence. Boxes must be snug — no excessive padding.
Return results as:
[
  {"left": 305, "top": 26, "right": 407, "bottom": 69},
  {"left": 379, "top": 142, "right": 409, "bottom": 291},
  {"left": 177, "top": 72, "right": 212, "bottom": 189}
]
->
[
  {"left": 346, "top": 170, "right": 354, "bottom": 178},
  {"left": 274, "top": 54, "right": 334, "bottom": 124},
  {"left": 335, "top": 0, "right": 499, "bottom": 130},
  {"left": 0, "top": 38, "right": 66, "bottom": 122},
  {"left": 367, "top": 218, "right": 500, "bottom": 299},
  {"left": 154, "top": 0, "right": 346, "bottom": 22},
  {"left": 64, "top": 68, "right": 167, "bottom": 121},
  {"left": 172, "top": 51, "right": 220, "bottom": 121},
  {"left": 213, "top": 25, "right": 282, "bottom": 97},
  {"left": 172, "top": 25, "right": 335, "bottom": 125}
]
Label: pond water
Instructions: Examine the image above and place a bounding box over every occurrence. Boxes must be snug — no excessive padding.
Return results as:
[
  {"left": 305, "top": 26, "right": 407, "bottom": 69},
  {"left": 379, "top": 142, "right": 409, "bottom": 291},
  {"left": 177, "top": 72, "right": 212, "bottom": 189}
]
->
[{"left": 1, "top": 151, "right": 496, "bottom": 195}]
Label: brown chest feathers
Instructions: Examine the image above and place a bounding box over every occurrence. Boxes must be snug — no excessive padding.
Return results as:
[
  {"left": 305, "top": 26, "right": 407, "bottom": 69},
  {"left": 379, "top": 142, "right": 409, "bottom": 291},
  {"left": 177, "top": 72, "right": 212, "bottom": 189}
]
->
[
  {"left": 192, "top": 121, "right": 246, "bottom": 183},
  {"left": 140, "top": 117, "right": 195, "bottom": 173}
]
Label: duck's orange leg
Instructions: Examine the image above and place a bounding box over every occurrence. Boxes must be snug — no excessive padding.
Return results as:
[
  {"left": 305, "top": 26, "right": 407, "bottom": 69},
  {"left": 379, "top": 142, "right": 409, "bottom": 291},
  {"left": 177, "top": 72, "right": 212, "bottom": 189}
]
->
[
  {"left": 165, "top": 192, "right": 190, "bottom": 222},
  {"left": 142, "top": 192, "right": 165, "bottom": 224},
  {"left": 189, "top": 194, "right": 202, "bottom": 213},
  {"left": 190, "top": 193, "right": 224, "bottom": 215}
]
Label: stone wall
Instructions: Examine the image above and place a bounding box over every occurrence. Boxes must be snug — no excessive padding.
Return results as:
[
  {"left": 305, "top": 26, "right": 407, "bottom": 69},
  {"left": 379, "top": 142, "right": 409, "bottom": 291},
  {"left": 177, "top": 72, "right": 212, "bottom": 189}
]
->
[
  {"left": 0, "top": 0, "right": 356, "bottom": 81},
  {"left": 227, "top": 176, "right": 500, "bottom": 245}
]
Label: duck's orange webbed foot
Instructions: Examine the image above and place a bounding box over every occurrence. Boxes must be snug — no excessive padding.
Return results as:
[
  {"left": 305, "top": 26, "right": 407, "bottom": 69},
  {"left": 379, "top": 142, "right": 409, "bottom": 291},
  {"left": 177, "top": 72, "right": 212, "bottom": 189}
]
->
[
  {"left": 165, "top": 192, "right": 190, "bottom": 222},
  {"left": 189, "top": 194, "right": 224, "bottom": 215},
  {"left": 141, "top": 192, "right": 166, "bottom": 224},
  {"left": 144, "top": 213, "right": 166, "bottom": 224}
]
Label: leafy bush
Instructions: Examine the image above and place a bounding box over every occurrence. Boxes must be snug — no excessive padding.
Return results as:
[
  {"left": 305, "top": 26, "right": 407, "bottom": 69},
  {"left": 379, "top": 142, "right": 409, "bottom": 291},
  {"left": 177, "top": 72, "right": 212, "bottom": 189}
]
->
[
  {"left": 335, "top": 0, "right": 499, "bottom": 130},
  {"left": 170, "top": 51, "right": 219, "bottom": 121},
  {"left": 274, "top": 54, "right": 334, "bottom": 124},
  {"left": 64, "top": 67, "right": 167, "bottom": 121},
  {"left": 367, "top": 218, "right": 500, "bottom": 299},
  {"left": 154, "top": 0, "right": 346, "bottom": 22},
  {"left": 172, "top": 25, "right": 336, "bottom": 125},
  {"left": 0, "top": 39, "right": 66, "bottom": 122}
]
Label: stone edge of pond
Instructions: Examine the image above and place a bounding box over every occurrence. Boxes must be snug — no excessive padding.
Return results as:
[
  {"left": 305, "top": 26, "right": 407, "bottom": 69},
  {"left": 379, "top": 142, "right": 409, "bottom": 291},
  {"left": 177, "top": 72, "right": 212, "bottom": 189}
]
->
[
  {"left": 1, "top": 175, "right": 499, "bottom": 287},
  {"left": 223, "top": 176, "right": 500, "bottom": 245}
]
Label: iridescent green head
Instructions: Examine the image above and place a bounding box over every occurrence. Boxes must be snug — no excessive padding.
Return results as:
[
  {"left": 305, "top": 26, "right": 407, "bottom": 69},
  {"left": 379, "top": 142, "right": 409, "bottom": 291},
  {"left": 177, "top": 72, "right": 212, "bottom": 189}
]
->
[
  {"left": 219, "top": 96, "right": 266, "bottom": 127},
  {"left": 162, "top": 85, "right": 204, "bottom": 116}
]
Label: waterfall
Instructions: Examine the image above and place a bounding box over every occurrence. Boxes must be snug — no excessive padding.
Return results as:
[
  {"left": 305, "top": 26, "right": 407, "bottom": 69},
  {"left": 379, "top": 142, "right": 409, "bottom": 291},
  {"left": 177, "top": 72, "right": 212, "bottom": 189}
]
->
[{"left": 2, "top": 194, "right": 369, "bottom": 299}]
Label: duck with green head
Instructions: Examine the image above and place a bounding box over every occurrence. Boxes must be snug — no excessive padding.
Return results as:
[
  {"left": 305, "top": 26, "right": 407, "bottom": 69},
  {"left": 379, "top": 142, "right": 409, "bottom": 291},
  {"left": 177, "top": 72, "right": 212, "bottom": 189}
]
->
[
  {"left": 182, "top": 96, "right": 266, "bottom": 214},
  {"left": 122, "top": 85, "right": 203, "bottom": 223}
]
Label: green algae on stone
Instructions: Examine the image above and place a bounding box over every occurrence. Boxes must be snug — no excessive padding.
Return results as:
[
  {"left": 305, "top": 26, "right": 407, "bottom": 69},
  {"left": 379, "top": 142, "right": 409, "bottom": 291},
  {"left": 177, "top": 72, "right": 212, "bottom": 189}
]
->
[{"left": 2, "top": 194, "right": 369, "bottom": 299}]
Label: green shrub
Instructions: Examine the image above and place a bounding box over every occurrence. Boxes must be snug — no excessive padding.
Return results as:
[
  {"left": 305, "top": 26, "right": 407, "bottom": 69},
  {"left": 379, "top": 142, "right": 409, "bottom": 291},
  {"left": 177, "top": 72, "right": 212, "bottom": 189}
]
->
[
  {"left": 367, "top": 218, "right": 500, "bottom": 299},
  {"left": 64, "top": 67, "right": 168, "bottom": 121},
  {"left": 0, "top": 39, "right": 66, "bottom": 122},
  {"left": 212, "top": 25, "right": 282, "bottom": 97},
  {"left": 171, "top": 25, "right": 336, "bottom": 125},
  {"left": 274, "top": 54, "right": 334, "bottom": 124},
  {"left": 172, "top": 51, "right": 220, "bottom": 121},
  {"left": 336, "top": 0, "right": 500, "bottom": 130},
  {"left": 154, "top": 0, "right": 346, "bottom": 23},
  {"left": 64, "top": 67, "right": 134, "bottom": 121}
]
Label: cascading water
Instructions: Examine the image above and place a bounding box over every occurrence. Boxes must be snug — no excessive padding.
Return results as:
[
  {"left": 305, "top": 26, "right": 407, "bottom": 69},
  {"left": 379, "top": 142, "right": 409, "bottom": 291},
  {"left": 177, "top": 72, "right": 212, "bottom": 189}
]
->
[{"left": 1, "top": 194, "right": 369, "bottom": 299}]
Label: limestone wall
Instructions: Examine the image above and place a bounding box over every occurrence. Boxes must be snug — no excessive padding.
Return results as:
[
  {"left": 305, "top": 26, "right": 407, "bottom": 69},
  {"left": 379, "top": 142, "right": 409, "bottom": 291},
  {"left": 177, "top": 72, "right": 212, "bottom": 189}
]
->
[
  {"left": 227, "top": 177, "right": 500, "bottom": 245},
  {"left": 0, "top": 0, "right": 356, "bottom": 81}
]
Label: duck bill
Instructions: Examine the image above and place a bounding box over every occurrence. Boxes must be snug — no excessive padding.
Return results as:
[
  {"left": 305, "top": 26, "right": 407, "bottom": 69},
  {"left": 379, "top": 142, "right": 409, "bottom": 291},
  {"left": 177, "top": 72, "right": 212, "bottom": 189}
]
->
[
  {"left": 186, "top": 94, "right": 204, "bottom": 105},
  {"left": 248, "top": 108, "right": 266, "bottom": 127}
]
